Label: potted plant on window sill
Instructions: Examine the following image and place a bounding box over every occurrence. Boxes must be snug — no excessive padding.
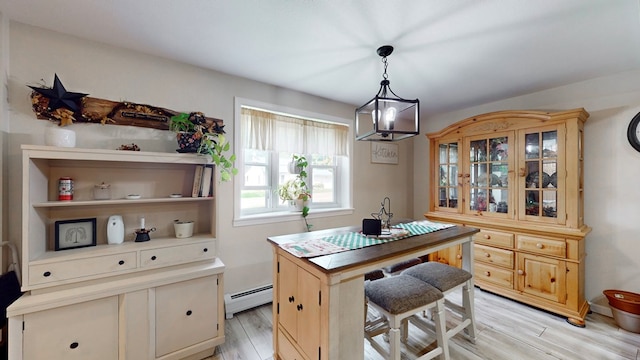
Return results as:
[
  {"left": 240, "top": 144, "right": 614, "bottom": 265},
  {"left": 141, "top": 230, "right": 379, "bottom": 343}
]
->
[
  {"left": 278, "top": 154, "right": 312, "bottom": 231},
  {"left": 170, "top": 112, "right": 238, "bottom": 182}
]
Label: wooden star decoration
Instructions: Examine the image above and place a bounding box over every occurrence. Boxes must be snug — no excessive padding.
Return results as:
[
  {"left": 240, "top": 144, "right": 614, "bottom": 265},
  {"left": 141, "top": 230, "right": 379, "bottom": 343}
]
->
[{"left": 28, "top": 74, "right": 88, "bottom": 113}]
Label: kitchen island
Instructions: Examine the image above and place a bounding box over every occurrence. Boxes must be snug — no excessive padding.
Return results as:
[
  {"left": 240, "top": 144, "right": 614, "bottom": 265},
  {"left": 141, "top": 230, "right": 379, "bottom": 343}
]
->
[{"left": 267, "top": 222, "right": 479, "bottom": 360}]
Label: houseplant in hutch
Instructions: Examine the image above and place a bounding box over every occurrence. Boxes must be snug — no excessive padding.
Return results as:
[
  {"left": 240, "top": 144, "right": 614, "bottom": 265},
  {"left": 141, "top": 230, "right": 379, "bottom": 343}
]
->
[
  {"left": 170, "top": 112, "right": 238, "bottom": 182},
  {"left": 278, "top": 154, "right": 312, "bottom": 231}
]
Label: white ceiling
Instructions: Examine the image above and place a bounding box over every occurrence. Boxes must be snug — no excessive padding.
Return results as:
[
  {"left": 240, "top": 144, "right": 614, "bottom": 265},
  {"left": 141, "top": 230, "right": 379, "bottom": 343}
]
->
[{"left": 2, "top": 0, "right": 640, "bottom": 116}]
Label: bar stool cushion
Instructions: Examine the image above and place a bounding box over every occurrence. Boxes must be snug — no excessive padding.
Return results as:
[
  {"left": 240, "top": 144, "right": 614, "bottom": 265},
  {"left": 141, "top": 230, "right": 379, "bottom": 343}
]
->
[
  {"left": 365, "top": 275, "right": 443, "bottom": 315},
  {"left": 364, "top": 269, "right": 385, "bottom": 282},
  {"left": 403, "top": 262, "right": 472, "bottom": 292},
  {"left": 382, "top": 257, "right": 422, "bottom": 274}
]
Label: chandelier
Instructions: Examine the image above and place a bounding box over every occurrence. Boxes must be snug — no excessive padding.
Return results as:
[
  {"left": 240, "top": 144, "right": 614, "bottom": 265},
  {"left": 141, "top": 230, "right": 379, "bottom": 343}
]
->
[{"left": 355, "top": 45, "right": 419, "bottom": 141}]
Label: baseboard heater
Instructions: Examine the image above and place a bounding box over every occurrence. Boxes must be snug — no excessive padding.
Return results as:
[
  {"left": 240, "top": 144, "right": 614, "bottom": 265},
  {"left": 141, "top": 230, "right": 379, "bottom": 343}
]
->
[{"left": 224, "top": 284, "right": 273, "bottom": 319}]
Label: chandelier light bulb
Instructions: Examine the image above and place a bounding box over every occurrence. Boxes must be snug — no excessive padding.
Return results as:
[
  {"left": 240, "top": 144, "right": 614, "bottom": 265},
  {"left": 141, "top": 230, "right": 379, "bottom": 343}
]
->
[
  {"left": 372, "top": 109, "right": 381, "bottom": 125},
  {"left": 385, "top": 107, "right": 397, "bottom": 129}
]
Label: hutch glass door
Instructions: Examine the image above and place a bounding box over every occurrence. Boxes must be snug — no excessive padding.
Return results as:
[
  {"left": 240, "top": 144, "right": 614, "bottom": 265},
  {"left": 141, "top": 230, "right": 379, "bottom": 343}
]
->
[
  {"left": 467, "top": 133, "right": 511, "bottom": 215},
  {"left": 519, "top": 125, "right": 565, "bottom": 224},
  {"left": 437, "top": 141, "right": 460, "bottom": 211}
]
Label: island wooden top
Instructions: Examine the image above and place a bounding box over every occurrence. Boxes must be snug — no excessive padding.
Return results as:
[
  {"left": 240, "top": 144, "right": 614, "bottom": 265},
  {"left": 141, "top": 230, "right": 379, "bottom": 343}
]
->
[{"left": 267, "top": 224, "right": 479, "bottom": 274}]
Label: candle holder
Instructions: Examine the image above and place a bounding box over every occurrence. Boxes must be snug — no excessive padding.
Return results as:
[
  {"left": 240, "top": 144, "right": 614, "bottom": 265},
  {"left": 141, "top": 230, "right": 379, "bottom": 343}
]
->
[{"left": 134, "top": 227, "right": 156, "bottom": 242}]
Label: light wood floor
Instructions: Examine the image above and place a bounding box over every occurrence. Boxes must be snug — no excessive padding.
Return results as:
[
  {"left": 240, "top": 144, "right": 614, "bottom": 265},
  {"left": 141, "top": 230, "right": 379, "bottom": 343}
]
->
[{"left": 206, "top": 288, "right": 640, "bottom": 360}]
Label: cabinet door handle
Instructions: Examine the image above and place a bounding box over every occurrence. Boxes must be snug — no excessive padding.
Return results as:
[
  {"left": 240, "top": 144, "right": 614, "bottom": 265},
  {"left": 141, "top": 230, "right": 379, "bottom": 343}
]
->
[
  {"left": 118, "top": 260, "right": 125, "bottom": 265},
  {"left": 43, "top": 271, "right": 51, "bottom": 277},
  {"left": 517, "top": 269, "right": 524, "bottom": 275},
  {"left": 518, "top": 168, "right": 526, "bottom": 177},
  {"left": 151, "top": 256, "right": 157, "bottom": 261},
  {"left": 297, "top": 304, "right": 303, "bottom": 311},
  {"left": 203, "top": 248, "right": 208, "bottom": 252},
  {"left": 69, "top": 342, "right": 79, "bottom": 349},
  {"left": 289, "top": 296, "right": 295, "bottom": 303},
  {"left": 186, "top": 310, "right": 193, "bottom": 316}
]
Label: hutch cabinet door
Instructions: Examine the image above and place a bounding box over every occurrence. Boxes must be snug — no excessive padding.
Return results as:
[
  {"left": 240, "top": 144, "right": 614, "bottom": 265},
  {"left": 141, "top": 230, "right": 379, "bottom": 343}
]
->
[
  {"left": 23, "top": 296, "right": 118, "bottom": 360},
  {"left": 517, "top": 125, "right": 567, "bottom": 225},
  {"left": 464, "top": 132, "right": 514, "bottom": 217},
  {"left": 155, "top": 275, "right": 219, "bottom": 357},
  {"left": 517, "top": 252, "right": 567, "bottom": 304},
  {"left": 434, "top": 139, "right": 462, "bottom": 213}
]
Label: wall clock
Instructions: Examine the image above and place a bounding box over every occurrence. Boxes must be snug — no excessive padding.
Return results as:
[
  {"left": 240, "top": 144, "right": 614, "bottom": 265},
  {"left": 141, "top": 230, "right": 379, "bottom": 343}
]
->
[{"left": 628, "top": 112, "right": 640, "bottom": 152}]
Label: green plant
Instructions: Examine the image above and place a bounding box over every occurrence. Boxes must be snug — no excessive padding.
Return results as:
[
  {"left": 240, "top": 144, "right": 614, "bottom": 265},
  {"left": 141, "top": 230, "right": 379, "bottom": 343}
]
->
[
  {"left": 170, "top": 112, "right": 238, "bottom": 182},
  {"left": 278, "top": 154, "right": 312, "bottom": 231},
  {"left": 200, "top": 133, "right": 238, "bottom": 182}
]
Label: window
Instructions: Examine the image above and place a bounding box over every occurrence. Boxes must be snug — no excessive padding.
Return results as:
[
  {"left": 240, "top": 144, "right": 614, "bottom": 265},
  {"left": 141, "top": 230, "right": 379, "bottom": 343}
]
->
[{"left": 234, "top": 98, "right": 352, "bottom": 225}]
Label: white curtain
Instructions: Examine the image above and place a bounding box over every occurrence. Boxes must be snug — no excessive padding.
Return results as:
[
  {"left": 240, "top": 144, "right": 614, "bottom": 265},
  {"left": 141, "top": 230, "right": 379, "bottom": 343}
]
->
[{"left": 241, "top": 107, "right": 348, "bottom": 156}]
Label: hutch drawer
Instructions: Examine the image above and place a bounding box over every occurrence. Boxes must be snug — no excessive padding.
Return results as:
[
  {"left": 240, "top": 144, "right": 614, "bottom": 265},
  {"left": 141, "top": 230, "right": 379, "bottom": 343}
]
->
[
  {"left": 475, "top": 262, "right": 514, "bottom": 289},
  {"left": 517, "top": 235, "right": 565, "bottom": 257},
  {"left": 140, "top": 240, "right": 216, "bottom": 268},
  {"left": 29, "top": 252, "right": 137, "bottom": 285},
  {"left": 474, "top": 244, "right": 514, "bottom": 269},
  {"left": 473, "top": 229, "right": 514, "bottom": 248}
]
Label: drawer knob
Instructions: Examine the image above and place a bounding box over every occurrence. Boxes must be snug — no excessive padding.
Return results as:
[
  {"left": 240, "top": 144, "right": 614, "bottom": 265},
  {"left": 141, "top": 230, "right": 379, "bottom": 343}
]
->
[
  {"left": 43, "top": 271, "right": 51, "bottom": 277},
  {"left": 118, "top": 260, "right": 125, "bottom": 265},
  {"left": 297, "top": 304, "right": 303, "bottom": 311},
  {"left": 484, "top": 234, "right": 490, "bottom": 239},
  {"left": 536, "top": 243, "right": 543, "bottom": 249},
  {"left": 518, "top": 269, "right": 524, "bottom": 275},
  {"left": 485, "top": 253, "right": 491, "bottom": 257},
  {"left": 484, "top": 271, "right": 490, "bottom": 277},
  {"left": 186, "top": 310, "right": 193, "bottom": 316},
  {"left": 70, "top": 342, "right": 79, "bottom": 349},
  {"left": 289, "top": 296, "right": 295, "bottom": 303},
  {"left": 456, "top": 254, "right": 462, "bottom": 259},
  {"left": 203, "top": 248, "right": 208, "bottom": 252},
  {"left": 151, "top": 256, "right": 157, "bottom": 261}
]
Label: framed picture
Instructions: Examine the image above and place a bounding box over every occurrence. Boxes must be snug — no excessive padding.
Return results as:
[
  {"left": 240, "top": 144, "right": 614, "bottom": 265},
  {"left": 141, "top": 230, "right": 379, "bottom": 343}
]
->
[
  {"left": 55, "top": 218, "right": 97, "bottom": 251},
  {"left": 371, "top": 142, "right": 399, "bottom": 164}
]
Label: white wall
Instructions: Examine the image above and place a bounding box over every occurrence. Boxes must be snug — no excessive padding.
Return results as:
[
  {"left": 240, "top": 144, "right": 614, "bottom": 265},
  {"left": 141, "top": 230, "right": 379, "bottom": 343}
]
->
[
  {"left": 0, "top": 11, "right": 8, "bottom": 273},
  {"left": 413, "top": 70, "right": 640, "bottom": 314},
  {"left": 4, "top": 21, "right": 415, "bottom": 295}
]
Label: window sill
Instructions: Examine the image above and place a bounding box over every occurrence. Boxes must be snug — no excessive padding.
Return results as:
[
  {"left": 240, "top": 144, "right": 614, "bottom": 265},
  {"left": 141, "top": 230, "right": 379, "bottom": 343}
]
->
[{"left": 233, "top": 207, "right": 354, "bottom": 227}]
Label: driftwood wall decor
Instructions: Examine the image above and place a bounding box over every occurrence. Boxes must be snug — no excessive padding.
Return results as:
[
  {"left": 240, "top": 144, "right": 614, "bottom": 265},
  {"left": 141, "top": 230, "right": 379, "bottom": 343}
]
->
[{"left": 28, "top": 74, "right": 223, "bottom": 129}]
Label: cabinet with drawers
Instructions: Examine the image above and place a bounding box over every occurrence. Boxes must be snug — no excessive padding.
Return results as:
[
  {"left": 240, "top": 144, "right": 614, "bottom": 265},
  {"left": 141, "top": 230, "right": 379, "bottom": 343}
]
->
[
  {"left": 425, "top": 109, "right": 590, "bottom": 326},
  {"left": 8, "top": 145, "right": 225, "bottom": 359}
]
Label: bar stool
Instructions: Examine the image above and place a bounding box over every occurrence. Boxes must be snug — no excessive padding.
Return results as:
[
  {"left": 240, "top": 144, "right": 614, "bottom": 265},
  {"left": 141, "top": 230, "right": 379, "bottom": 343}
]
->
[
  {"left": 402, "top": 262, "right": 477, "bottom": 343},
  {"left": 381, "top": 257, "right": 423, "bottom": 276},
  {"left": 365, "top": 274, "right": 449, "bottom": 360}
]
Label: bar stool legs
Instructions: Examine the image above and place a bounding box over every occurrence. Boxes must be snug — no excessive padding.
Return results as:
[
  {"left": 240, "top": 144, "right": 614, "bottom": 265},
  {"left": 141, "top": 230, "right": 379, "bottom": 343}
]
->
[{"left": 403, "top": 262, "right": 477, "bottom": 344}]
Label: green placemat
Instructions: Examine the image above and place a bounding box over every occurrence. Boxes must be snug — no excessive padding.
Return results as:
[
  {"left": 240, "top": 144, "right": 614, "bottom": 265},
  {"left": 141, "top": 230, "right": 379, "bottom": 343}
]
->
[{"left": 321, "top": 220, "right": 454, "bottom": 250}]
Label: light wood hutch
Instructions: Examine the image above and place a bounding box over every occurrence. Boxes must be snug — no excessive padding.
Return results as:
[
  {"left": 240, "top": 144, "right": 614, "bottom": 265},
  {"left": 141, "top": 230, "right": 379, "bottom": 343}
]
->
[
  {"left": 424, "top": 108, "right": 591, "bottom": 326},
  {"left": 7, "top": 145, "right": 225, "bottom": 360}
]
